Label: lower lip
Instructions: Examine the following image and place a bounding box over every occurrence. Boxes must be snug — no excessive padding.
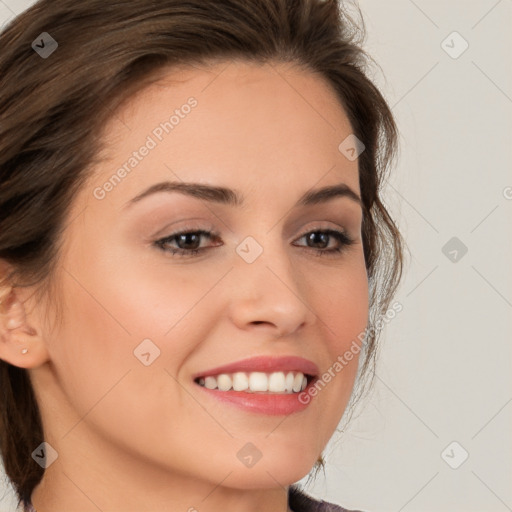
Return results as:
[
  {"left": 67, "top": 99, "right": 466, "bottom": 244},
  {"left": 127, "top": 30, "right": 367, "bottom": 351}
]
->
[{"left": 194, "top": 379, "right": 316, "bottom": 416}]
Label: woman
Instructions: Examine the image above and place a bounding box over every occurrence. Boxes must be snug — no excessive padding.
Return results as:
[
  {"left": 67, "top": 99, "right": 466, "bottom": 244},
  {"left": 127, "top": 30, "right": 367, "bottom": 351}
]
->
[{"left": 0, "top": 0, "right": 404, "bottom": 510}]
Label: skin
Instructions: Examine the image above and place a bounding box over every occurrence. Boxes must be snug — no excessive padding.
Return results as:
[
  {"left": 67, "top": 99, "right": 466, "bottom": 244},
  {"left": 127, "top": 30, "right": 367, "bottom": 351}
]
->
[{"left": 0, "top": 60, "right": 368, "bottom": 512}]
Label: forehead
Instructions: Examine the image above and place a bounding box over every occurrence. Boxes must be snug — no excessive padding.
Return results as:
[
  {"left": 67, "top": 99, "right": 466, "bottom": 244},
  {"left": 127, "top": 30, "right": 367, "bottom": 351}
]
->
[
  {"left": 84, "top": 60, "right": 360, "bottom": 211},
  {"left": 114, "top": 59, "right": 352, "bottom": 131}
]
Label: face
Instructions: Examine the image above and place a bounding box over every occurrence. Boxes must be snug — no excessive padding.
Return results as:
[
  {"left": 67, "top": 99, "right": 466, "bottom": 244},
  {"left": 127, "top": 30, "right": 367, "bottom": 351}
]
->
[{"left": 30, "top": 60, "right": 368, "bottom": 492}]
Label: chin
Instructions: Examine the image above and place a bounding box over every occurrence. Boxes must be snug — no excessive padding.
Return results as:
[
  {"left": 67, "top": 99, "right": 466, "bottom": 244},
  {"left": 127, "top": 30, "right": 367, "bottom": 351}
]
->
[{"left": 215, "top": 450, "right": 319, "bottom": 490}]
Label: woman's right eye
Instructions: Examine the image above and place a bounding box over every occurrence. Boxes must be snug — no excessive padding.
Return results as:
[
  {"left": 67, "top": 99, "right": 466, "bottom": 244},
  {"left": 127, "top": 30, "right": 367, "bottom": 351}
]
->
[{"left": 154, "top": 229, "right": 219, "bottom": 257}]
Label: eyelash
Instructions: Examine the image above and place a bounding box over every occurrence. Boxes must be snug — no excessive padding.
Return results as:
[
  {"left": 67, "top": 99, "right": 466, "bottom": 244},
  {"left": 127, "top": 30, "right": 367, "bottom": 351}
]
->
[{"left": 154, "top": 226, "right": 356, "bottom": 258}]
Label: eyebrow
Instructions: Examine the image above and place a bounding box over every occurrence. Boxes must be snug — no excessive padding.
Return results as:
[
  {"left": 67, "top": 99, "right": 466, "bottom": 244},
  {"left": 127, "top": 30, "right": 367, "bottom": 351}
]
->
[{"left": 124, "top": 181, "right": 363, "bottom": 210}]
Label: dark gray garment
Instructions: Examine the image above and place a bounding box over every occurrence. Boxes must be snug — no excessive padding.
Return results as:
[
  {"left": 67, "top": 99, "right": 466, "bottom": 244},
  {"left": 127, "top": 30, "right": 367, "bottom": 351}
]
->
[{"left": 289, "top": 485, "right": 365, "bottom": 512}]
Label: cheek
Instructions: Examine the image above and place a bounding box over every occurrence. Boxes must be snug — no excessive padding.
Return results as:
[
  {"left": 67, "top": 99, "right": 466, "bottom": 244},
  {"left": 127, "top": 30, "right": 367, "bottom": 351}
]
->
[
  {"left": 47, "top": 267, "right": 137, "bottom": 423},
  {"left": 49, "top": 256, "right": 202, "bottom": 454},
  {"left": 330, "top": 276, "right": 368, "bottom": 352},
  {"left": 311, "top": 256, "right": 369, "bottom": 353},
  {"left": 305, "top": 259, "right": 369, "bottom": 428},
  {"left": 62, "top": 226, "right": 215, "bottom": 340},
  {"left": 332, "top": 269, "right": 368, "bottom": 378}
]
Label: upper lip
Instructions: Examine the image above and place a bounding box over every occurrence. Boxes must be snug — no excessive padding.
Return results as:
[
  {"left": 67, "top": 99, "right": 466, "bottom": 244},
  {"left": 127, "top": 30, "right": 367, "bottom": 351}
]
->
[{"left": 192, "top": 355, "right": 319, "bottom": 379}]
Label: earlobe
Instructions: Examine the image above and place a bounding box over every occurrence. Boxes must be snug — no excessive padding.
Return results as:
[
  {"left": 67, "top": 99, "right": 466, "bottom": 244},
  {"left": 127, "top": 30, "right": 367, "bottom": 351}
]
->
[{"left": 0, "top": 285, "right": 50, "bottom": 369}]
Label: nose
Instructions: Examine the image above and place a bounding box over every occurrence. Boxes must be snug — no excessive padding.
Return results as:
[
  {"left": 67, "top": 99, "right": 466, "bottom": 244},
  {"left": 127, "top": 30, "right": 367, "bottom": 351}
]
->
[{"left": 227, "top": 239, "right": 316, "bottom": 339}]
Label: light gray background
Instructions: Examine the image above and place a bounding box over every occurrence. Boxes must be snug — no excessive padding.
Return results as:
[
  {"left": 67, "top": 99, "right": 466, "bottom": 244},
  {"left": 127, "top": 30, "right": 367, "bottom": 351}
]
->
[{"left": 0, "top": 1, "right": 511, "bottom": 511}]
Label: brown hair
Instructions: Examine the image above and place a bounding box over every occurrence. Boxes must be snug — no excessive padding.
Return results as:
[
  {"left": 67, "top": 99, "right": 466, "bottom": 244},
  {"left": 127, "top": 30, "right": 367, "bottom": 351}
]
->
[{"left": 0, "top": 0, "right": 405, "bottom": 505}]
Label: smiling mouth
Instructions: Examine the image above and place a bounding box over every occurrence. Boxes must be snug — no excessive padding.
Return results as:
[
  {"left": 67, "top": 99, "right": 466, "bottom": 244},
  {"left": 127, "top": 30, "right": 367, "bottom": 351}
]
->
[{"left": 194, "top": 371, "right": 314, "bottom": 394}]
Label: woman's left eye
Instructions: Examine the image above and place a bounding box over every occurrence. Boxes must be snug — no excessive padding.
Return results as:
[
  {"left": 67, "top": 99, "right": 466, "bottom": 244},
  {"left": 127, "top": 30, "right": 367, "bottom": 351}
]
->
[{"left": 154, "top": 228, "right": 355, "bottom": 258}]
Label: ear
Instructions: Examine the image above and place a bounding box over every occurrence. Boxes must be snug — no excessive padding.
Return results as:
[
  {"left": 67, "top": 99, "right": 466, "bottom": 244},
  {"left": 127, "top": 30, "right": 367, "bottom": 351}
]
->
[{"left": 0, "top": 264, "right": 50, "bottom": 369}]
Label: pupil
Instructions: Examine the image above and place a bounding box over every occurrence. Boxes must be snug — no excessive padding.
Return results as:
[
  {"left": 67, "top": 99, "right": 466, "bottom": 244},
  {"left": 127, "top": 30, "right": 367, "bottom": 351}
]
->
[
  {"left": 179, "top": 233, "right": 199, "bottom": 250},
  {"left": 308, "top": 232, "right": 328, "bottom": 248}
]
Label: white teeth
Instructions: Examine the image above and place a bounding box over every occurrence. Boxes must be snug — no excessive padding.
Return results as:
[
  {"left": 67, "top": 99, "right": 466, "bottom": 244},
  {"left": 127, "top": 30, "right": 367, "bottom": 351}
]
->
[
  {"left": 204, "top": 376, "right": 217, "bottom": 389},
  {"left": 249, "top": 372, "right": 268, "bottom": 392},
  {"left": 268, "top": 372, "right": 286, "bottom": 392},
  {"left": 217, "top": 374, "right": 232, "bottom": 391},
  {"left": 292, "top": 372, "right": 303, "bottom": 392},
  {"left": 232, "top": 372, "right": 249, "bottom": 391},
  {"left": 285, "top": 372, "right": 294, "bottom": 392},
  {"left": 196, "top": 371, "right": 309, "bottom": 393}
]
